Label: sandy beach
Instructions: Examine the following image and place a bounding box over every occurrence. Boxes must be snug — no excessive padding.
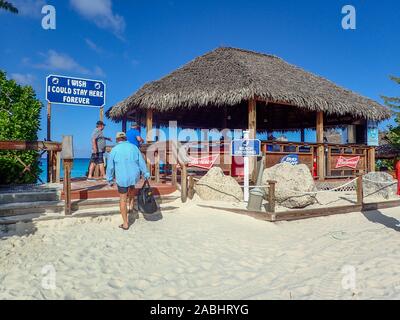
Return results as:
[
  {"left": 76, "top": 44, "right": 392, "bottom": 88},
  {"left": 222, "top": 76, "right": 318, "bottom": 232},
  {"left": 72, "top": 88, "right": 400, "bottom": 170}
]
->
[{"left": 1, "top": 195, "right": 400, "bottom": 300}]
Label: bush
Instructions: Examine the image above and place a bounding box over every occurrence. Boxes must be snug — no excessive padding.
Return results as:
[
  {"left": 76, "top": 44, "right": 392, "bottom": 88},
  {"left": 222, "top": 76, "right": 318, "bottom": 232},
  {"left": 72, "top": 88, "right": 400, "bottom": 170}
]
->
[{"left": 0, "top": 70, "right": 42, "bottom": 184}]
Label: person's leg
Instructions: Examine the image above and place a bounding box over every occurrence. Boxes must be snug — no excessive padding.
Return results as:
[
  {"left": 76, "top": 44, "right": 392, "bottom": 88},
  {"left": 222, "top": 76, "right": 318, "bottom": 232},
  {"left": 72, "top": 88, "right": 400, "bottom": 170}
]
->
[
  {"left": 99, "top": 164, "right": 106, "bottom": 179},
  {"left": 97, "top": 152, "right": 106, "bottom": 179},
  {"left": 87, "top": 161, "right": 96, "bottom": 179},
  {"left": 118, "top": 190, "right": 129, "bottom": 229},
  {"left": 128, "top": 186, "right": 135, "bottom": 213}
]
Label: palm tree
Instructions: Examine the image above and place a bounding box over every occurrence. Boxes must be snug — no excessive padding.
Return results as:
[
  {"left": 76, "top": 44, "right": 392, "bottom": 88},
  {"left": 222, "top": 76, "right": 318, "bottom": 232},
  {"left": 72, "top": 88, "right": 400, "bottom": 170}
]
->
[{"left": 0, "top": 0, "right": 18, "bottom": 13}]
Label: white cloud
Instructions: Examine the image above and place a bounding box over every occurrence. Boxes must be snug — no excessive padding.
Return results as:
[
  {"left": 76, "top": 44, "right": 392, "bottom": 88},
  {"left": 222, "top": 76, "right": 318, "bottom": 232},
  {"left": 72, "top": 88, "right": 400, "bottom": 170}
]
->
[
  {"left": 85, "top": 38, "right": 104, "bottom": 54},
  {"left": 12, "top": 0, "right": 46, "bottom": 18},
  {"left": 70, "top": 0, "right": 125, "bottom": 39},
  {"left": 30, "top": 50, "right": 106, "bottom": 78},
  {"left": 93, "top": 66, "right": 106, "bottom": 78},
  {"left": 10, "top": 73, "right": 35, "bottom": 86}
]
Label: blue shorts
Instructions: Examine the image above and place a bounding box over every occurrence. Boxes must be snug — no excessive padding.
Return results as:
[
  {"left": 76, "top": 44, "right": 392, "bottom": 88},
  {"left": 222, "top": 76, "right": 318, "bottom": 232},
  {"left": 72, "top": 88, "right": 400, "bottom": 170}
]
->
[
  {"left": 90, "top": 152, "right": 104, "bottom": 164},
  {"left": 117, "top": 185, "right": 135, "bottom": 194}
]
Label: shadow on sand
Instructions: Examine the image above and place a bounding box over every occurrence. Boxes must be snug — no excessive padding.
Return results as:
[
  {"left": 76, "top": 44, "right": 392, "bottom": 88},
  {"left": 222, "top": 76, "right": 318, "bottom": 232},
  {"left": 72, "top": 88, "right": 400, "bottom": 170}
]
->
[
  {"left": 362, "top": 210, "right": 400, "bottom": 232},
  {"left": 0, "top": 221, "right": 38, "bottom": 239}
]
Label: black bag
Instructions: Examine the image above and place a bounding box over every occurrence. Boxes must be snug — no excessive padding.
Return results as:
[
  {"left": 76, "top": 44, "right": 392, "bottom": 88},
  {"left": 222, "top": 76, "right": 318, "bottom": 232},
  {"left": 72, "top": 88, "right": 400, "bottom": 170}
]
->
[{"left": 137, "top": 179, "right": 158, "bottom": 214}]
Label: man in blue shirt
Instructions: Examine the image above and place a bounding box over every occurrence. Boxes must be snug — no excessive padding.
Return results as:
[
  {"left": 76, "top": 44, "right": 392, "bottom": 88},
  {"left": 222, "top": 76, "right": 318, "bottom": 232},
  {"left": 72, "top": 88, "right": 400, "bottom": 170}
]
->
[
  {"left": 107, "top": 132, "right": 150, "bottom": 230},
  {"left": 126, "top": 122, "right": 144, "bottom": 148}
]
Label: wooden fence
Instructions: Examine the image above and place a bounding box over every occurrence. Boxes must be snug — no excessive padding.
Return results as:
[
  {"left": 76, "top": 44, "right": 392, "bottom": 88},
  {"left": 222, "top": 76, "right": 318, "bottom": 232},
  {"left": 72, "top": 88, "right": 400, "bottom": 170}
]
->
[{"left": 0, "top": 140, "right": 62, "bottom": 183}]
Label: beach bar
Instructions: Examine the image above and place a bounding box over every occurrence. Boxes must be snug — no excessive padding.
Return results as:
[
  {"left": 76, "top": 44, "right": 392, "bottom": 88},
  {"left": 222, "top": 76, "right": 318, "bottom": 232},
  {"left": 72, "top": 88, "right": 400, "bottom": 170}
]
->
[{"left": 107, "top": 47, "right": 391, "bottom": 181}]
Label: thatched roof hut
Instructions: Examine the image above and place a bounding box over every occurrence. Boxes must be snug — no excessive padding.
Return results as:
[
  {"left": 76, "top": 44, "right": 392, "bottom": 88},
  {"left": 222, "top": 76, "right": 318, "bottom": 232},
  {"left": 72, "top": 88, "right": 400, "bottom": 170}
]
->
[{"left": 107, "top": 47, "right": 391, "bottom": 129}]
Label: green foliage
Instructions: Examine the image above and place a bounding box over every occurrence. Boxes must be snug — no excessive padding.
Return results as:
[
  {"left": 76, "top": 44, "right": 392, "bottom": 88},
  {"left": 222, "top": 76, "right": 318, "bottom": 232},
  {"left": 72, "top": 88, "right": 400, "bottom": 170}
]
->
[
  {"left": 382, "top": 76, "right": 400, "bottom": 151},
  {"left": 376, "top": 159, "right": 395, "bottom": 172},
  {"left": 0, "top": 1, "right": 18, "bottom": 13},
  {"left": 0, "top": 70, "right": 42, "bottom": 184}
]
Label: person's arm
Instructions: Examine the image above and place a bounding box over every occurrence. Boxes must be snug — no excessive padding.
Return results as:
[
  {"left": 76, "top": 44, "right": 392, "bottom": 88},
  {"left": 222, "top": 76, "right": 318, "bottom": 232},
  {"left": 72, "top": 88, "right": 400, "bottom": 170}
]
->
[
  {"left": 136, "top": 148, "right": 150, "bottom": 179},
  {"left": 106, "top": 149, "right": 115, "bottom": 184},
  {"left": 92, "top": 138, "right": 98, "bottom": 153},
  {"left": 136, "top": 135, "right": 144, "bottom": 144},
  {"left": 92, "top": 131, "right": 100, "bottom": 153}
]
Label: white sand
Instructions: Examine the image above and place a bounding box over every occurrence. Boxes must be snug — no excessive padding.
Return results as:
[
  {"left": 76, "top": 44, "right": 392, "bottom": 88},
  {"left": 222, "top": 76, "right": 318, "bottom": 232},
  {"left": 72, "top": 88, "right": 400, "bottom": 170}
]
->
[{"left": 1, "top": 196, "right": 400, "bottom": 300}]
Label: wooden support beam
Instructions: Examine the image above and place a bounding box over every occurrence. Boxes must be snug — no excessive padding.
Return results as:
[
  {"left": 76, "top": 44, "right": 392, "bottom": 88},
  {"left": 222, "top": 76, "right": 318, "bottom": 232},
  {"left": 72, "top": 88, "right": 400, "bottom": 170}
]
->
[
  {"left": 0, "top": 140, "right": 62, "bottom": 151},
  {"left": 267, "top": 180, "right": 277, "bottom": 214},
  {"left": 155, "top": 151, "right": 160, "bottom": 183},
  {"left": 316, "top": 111, "right": 325, "bottom": 180},
  {"left": 248, "top": 99, "right": 257, "bottom": 181},
  {"left": 63, "top": 159, "right": 73, "bottom": 215},
  {"left": 188, "top": 175, "right": 195, "bottom": 200},
  {"left": 171, "top": 164, "right": 177, "bottom": 186},
  {"left": 248, "top": 99, "right": 256, "bottom": 139},
  {"left": 146, "top": 109, "right": 153, "bottom": 143},
  {"left": 181, "top": 164, "right": 188, "bottom": 203},
  {"left": 55, "top": 151, "right": 61, "bottom": 183},
  {"left": 368, "top": 147, "right": 376, "bottom": 172},
  {"left": 356, "top": 174, "right": 364, "bottom": 205},
  {"left": 300, "top": 129, "right": 305, "bottom": 142}
]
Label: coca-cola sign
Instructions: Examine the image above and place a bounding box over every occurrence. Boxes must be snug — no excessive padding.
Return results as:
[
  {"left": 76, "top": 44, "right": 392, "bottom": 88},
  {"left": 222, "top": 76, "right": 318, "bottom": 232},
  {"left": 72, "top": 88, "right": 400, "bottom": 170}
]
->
[{"left": 335, "top": 156, "right": 360, "bottom": 169}]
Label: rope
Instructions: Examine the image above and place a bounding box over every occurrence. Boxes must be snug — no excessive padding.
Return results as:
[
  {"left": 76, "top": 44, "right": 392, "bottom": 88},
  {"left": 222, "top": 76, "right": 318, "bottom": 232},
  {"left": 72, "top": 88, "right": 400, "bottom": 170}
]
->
[
  {"left": 362, "top": 177, "right": 398, "bottom": 185},
  {"left": 192, "top": 177, "right": 358, "bottom": 194},
  {"left": 192, "top": 176, "right": 398, "bottom": 197}
]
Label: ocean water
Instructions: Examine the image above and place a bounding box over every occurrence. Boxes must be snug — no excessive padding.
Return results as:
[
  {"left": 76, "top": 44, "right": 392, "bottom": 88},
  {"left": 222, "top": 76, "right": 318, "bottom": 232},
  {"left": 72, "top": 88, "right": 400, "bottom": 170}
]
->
[{"left": 39, "top": 158, "right": 90, "bottom": 182}]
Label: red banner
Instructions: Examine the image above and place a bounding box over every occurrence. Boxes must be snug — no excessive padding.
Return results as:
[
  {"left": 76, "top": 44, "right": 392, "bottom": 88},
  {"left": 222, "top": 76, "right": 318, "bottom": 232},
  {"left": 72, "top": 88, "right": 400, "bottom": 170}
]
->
[
  {"left": 335, "top": 156, "right": 360, "bottom": 169},
  {"left": 187, "top": 154, "right": 220, "bottom": 170}
]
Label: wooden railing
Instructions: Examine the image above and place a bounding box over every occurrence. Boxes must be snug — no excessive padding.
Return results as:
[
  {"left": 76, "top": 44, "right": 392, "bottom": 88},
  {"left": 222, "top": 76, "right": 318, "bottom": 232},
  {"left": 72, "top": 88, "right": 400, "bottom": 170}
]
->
[
  {"left": 137, "top": 140, "right": 375, "bottom": 182},
  {"left": 0, "top": 140, "right": 62, "bottom": 183},
  {"left": 262, "top": 141, "right": 373, "bottom": 178}
]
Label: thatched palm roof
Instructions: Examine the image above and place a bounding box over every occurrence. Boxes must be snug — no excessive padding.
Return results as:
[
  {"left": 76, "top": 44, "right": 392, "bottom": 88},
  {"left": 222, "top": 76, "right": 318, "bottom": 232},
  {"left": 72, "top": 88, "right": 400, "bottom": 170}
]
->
[{"left": 107, "top": 47, "right": 391, "bottom": 121}]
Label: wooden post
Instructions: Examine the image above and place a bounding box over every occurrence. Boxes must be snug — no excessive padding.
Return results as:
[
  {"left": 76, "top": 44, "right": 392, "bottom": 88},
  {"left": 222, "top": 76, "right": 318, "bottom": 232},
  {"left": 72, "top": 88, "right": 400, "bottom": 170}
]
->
[
  {"left": 316, "top": 111, "right": 325, "bottom": 180},
  {"left": 248, "top": 99, "right": 257, "bottom": 181},
  {"left": 55, "top": 151, "right": 61, "bottom": 183},
  {"left": 63, "top": 159, "right": 73, "bottom": 215},
  {"left": 47, "top": 151, "right": 52, "bottom": 183},
  {"left": 172, "top": 164, "right": 177, "bottom": 186},
  {"left": 47, "top": 102, "right": 51, "bottom": 183},
  {"left": 188, "top": 175, "right": 195, "bottom": 200},
  {"left": 122, "top": 117, "right": 127, "bottom": 133},
  {"left": 356, "top": 174, "right": 364, "bottom": 205},
  {"left": 267, "top": 180, "right": 277, "bottom": 213},
  {"left": 368, "top": 147, "right": 376, "bottom": 172},
  {"left": 99, "top": 107, "right": 104, "bottom": 122},
  {"left": 51, "top": 150, "right": 57, "bottom": 183},
  {"left": 181, "top": 163, "right": 188, "bottom": 203},
  {"left": 146, "top": 109, "right": 153, "bottom": 143},
  {"left": 155, "top": 150, "right": 160, "bottom": 183}
]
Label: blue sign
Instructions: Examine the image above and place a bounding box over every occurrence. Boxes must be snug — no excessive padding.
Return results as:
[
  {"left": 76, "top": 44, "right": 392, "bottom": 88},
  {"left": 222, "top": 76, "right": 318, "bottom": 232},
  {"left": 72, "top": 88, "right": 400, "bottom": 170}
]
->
[
  {"left": 367, "top": 121, "right": 379, "bottom": 146},
  {"left": 231, "top": 139, "right": 261, "bottom": 157},
  {"left": 46, "top": 75, "right": 106, "bottom": 107},
  {"left": 280, "top": 154, "right": 300, "bottom": 165}
]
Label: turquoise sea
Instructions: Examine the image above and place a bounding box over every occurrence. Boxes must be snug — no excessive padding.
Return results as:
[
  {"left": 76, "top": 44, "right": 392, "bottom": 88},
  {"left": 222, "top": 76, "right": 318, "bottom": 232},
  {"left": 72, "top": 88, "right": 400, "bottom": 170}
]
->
[{"left": 39, "top": 158, "right": 90, "bottom": 182}]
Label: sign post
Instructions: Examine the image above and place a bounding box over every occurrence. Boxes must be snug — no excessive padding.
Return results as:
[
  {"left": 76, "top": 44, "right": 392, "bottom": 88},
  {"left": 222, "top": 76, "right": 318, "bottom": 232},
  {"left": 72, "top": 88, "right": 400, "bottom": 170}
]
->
[
  {"left": 100, "top": 106, "right": 104, "bottom": 122},
  {"left": 231, "top": 134, "right": 261, "bottom": 202},
  {"left": 45, "top": 75, "right": 106, "bottom": 183},
  {"left": 46, "top": 101, "right": 52, "bottom": 182}
]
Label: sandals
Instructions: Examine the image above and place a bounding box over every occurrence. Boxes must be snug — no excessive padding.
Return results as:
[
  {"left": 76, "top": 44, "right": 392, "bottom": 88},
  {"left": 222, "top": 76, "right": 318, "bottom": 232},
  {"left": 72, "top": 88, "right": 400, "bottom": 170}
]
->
[{"left": 119, "top": 224, "right": 129, "bottom": 231}]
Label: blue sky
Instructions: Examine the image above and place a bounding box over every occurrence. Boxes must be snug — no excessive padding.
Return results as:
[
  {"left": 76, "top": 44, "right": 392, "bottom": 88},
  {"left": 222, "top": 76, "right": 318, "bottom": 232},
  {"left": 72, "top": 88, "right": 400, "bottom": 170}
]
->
[{"left": 1, "top": 0, "right": 399, "bottom": 157}]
